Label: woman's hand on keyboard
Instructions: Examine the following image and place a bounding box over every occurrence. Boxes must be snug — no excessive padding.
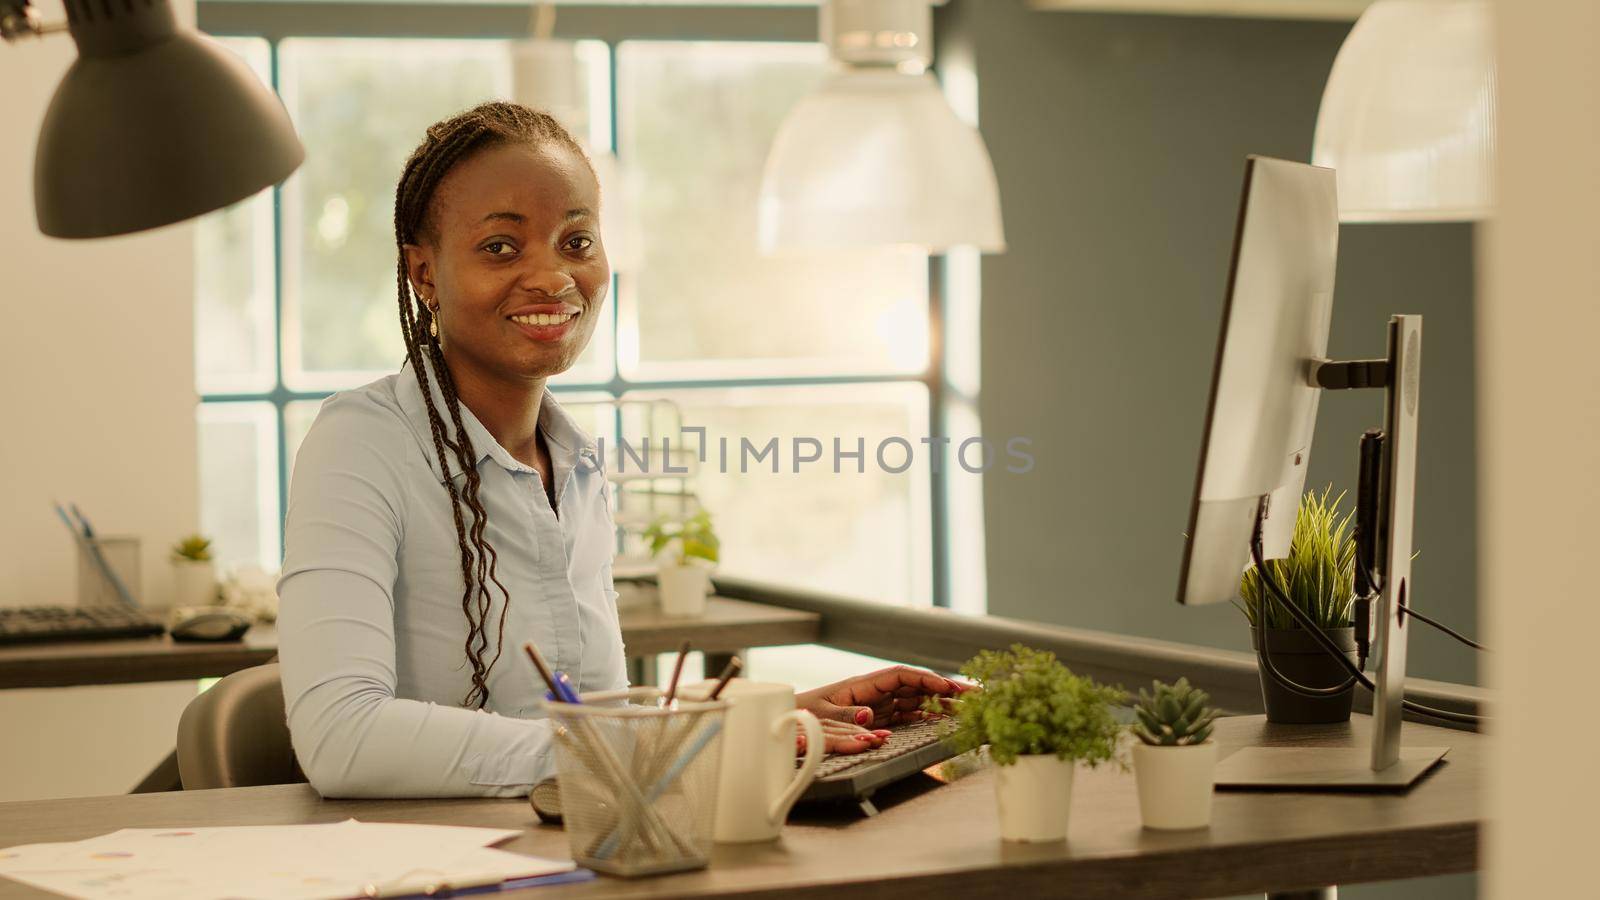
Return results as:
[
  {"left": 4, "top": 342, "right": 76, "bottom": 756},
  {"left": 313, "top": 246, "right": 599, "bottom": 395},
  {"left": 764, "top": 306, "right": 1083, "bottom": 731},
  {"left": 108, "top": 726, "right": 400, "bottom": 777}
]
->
[
  {"left": 799, "top": 719, "right": 894, "bottom": 756},
  {"left": 796, "top": 665, "right": 970, "bottom": 734}
]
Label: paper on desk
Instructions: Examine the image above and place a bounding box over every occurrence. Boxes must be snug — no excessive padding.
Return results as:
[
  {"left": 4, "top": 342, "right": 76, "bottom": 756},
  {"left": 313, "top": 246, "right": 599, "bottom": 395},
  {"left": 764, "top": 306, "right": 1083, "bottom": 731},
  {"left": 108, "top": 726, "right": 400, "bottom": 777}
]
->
[{"left": 0, "top": 819, "right": 573, "bottom": 900}]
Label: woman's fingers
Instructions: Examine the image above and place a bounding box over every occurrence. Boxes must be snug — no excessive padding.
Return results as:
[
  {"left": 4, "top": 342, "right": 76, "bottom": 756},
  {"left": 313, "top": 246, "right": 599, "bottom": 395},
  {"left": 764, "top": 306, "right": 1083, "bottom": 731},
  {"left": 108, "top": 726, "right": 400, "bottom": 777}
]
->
[
  {"left": 825, "top": 729, "right": 891, "bottom": 754},
  {"left": 801, "top": 720, "right": 890, "bottom": 755}
]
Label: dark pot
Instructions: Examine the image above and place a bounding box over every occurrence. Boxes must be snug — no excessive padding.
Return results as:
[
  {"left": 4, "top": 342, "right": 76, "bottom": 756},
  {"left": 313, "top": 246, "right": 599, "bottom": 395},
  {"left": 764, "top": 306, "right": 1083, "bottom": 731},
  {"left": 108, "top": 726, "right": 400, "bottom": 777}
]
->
[{"left": 1250, "top": 626, "right": 1357, "bottom": 724}]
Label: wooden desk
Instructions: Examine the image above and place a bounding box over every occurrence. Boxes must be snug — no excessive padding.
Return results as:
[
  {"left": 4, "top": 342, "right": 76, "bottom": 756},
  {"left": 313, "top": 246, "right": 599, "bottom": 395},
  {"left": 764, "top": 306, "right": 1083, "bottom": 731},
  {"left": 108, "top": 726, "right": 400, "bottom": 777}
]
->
[
  {"left": 0, "top": 597, "right": 820, "bottom": 690},
  {"left": 0, "top": 716, "right": 1479, "bottom": 899}
]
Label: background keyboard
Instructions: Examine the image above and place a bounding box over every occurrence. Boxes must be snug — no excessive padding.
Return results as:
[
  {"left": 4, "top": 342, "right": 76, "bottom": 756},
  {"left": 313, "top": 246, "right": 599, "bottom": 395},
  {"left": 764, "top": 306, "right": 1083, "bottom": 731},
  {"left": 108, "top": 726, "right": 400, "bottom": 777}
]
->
[{"left": 0, "top": 606, "right": 166, "bottom": 645}]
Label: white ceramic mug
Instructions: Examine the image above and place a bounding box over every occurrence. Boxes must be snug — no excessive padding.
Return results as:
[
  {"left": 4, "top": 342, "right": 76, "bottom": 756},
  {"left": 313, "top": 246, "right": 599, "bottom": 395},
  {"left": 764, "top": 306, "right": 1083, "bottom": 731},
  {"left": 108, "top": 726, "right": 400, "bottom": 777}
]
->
[{"left": 685, "top": 679, "right": 823, "bottom": 843}]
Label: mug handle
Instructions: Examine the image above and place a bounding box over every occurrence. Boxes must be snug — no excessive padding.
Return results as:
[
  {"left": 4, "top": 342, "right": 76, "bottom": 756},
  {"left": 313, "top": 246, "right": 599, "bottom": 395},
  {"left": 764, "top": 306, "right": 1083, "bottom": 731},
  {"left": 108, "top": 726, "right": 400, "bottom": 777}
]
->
[{"left": 768, "top": 709, "right": 824, "bottom": 825}]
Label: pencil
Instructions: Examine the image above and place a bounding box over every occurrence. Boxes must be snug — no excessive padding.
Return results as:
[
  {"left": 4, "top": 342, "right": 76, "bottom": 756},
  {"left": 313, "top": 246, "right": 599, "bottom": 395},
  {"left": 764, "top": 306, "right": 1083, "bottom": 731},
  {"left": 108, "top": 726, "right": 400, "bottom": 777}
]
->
[
  {"left": 523, "top": 641, "right": 564, "bottom": 701},
  {"left": 708, "top": 656, "right": 742, "bottom": 700},
  {"left": 663, "top": 640, "right": 692, "bottom": 705}
]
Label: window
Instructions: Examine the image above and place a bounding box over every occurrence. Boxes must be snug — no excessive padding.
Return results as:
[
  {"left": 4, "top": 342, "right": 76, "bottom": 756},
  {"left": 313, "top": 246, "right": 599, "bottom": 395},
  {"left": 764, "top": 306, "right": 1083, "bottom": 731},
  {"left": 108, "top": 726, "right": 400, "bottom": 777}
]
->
[{"left": 195, "top": 24, "right": 981, "bottom": 620}]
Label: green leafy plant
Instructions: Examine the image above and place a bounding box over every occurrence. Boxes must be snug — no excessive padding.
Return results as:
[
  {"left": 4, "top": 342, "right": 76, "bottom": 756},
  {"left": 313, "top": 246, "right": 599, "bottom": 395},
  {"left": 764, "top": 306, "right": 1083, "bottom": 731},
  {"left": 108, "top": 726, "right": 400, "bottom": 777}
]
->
[
  {"left": 171, "top": 535, "right": 213, "bottom": 563},
  {"left": 1131, "top": 678, "right": 1219, "bottom": 747},
  {"left": 929, "top": 644, "right": 1126, "bottom": 767},
  {"left": 1237, "top": 486, "right": 1355, "bottom": 630},
  {"left": 644, "top": 510, "right": 719, "bottom": 566}
]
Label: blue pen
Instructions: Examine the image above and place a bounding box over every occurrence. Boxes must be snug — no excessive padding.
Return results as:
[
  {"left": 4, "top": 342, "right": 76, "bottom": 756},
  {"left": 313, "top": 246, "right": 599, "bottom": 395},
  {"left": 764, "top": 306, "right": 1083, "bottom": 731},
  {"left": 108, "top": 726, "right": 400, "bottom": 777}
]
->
[
  {"left": 553, "top": 671, "right": 581, "bottom": 704},
  {"left": 53, "top": 501, "right": 136, "bottom": 608}
]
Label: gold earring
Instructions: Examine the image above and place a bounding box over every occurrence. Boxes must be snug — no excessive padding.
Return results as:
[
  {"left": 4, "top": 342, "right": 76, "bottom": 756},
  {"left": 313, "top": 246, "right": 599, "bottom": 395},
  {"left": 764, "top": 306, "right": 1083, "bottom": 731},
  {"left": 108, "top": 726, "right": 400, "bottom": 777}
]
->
[{"left": 427, "top": 304, "right": 439, "bottom": 339}]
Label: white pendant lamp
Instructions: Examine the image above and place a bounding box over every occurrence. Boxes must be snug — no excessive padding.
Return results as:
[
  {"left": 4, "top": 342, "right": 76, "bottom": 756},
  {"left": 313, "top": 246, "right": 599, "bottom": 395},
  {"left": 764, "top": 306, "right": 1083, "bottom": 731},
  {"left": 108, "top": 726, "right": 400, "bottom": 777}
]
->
[
  {"left": 758, "top": 0, "right": 1005, "bottom": 254},
  {"left": 512, "top": 32, "right": 638, "bottom": 270},
  {"left": 1312, "top": 0, "right": 1496, "bottom": 222}
]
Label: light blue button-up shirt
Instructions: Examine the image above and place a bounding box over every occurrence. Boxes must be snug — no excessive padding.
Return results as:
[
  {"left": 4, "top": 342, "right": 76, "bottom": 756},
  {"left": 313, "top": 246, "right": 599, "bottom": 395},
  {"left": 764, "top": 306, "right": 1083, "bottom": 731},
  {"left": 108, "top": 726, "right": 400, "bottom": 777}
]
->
[{"left": 277, "top": 358, "right": 627, "bottom": 798}]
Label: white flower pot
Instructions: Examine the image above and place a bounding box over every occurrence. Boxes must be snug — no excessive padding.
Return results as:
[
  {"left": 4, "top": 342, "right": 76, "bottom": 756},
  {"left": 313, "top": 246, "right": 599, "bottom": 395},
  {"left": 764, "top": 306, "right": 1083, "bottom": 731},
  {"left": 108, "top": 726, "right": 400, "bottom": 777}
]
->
[
  {"left": 1132, "top": 741, "right": 1218, "bottom": 830},
  {"left": 171, "top": 559, "right": 217, "bottom": 609},
  {"left": 657, "top": 563, "right": 710, "bottom": 617},
  {"left": 993, "top": 754, "right": 1075, "bottom": 842}
]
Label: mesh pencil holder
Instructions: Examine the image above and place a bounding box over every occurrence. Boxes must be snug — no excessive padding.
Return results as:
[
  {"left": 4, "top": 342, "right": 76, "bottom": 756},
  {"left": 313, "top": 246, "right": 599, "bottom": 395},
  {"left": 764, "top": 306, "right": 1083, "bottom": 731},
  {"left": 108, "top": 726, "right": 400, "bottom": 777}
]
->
[{"left": 544, "top": 686, "right": 728, "bottom": 877}]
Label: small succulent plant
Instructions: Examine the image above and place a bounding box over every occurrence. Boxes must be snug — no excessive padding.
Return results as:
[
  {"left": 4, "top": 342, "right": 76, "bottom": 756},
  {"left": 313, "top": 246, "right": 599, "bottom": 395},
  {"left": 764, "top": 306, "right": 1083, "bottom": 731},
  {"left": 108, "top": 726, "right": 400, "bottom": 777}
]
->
[
  {"left": 1132, "top": 678, "right": 1219, "bottom": 747},
  {"left": 171, "top": 535, "right": 213, "bottom": 563}
]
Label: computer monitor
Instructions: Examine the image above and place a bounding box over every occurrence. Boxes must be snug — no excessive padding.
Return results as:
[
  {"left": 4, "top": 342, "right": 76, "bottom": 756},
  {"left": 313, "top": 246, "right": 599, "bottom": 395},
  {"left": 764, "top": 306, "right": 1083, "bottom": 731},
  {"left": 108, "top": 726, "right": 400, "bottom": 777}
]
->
[
  {"left": 1177, "top": 156, "right": 1338, "bottom": 609},
  {"left": 1178, "top": 155, "right": 1447, "bottom": 789}
]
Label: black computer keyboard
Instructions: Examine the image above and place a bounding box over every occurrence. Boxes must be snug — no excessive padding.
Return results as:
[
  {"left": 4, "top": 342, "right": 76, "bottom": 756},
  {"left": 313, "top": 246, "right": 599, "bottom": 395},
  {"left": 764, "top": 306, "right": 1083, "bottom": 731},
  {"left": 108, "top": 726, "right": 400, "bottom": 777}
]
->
[
  {"left": 0, "top": 605, "right": 166, "bottom": 645},
  {"left": 798, "top": 717, "right": 960, "bottom": 813}
]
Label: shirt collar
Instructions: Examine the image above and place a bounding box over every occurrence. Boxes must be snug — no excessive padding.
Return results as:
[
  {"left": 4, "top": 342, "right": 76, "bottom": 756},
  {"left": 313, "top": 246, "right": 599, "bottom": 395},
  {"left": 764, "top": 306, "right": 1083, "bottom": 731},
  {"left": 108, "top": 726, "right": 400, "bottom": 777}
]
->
[{"left": 396, "top": 358, "right": 598, "bottom": 484}]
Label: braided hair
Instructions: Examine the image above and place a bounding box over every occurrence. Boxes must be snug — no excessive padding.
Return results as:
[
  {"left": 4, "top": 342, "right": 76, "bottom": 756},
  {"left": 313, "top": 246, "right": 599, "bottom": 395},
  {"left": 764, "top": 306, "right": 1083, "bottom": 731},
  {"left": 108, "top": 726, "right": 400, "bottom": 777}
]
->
[{"left": 393, "top": 101, "right": 594, "bottom": 709}]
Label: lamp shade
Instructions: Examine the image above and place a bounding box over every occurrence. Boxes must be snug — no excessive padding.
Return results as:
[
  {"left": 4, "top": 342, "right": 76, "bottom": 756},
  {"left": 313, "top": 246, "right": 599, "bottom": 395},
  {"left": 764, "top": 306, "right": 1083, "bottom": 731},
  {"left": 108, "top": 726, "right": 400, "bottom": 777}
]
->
[
  {"left": 1312, "top": 0, "right": 1495, "bottom": 222},
  {"left": 511, "top": 39, "right": 638, "bottom": 271},
  {"left": 34, "top": 0, "right": 304, "bottom": 238},
  {"left": 758, "top": 69, "right": 1005, "bottom": 253}
]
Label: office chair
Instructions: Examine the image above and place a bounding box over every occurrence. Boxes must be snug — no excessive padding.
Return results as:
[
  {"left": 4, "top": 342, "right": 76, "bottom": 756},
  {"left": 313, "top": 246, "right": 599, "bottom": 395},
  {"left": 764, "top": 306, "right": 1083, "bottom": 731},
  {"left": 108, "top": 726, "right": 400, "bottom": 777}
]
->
[{"left": 176, "top": 663, "right": 305, "bottom": 790}]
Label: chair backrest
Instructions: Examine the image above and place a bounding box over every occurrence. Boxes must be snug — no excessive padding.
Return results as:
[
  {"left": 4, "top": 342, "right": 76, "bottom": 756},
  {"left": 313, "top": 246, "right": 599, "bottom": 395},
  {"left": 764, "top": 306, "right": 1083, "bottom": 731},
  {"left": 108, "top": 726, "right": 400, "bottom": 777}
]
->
[{"left": 176, "top": 663, "right": 305, "bottom": 790}]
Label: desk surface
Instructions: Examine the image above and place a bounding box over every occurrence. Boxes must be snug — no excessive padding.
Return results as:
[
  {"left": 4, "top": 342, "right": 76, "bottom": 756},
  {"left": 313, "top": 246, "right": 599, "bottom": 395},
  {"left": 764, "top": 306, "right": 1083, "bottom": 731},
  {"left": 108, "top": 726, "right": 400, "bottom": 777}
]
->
[
  {"left": 0, "top": 716, "right": 1478, "bottom": 899},
  {"left": 0, "top": 596, "right": 819, "bottom": 690}
]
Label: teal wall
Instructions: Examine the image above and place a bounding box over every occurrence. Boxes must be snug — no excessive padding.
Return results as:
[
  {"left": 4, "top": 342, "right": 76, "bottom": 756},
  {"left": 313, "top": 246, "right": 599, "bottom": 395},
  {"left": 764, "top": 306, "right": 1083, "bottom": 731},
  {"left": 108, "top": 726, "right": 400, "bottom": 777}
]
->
[{"left": 955, "top": 3, "right": 1480, "bottom": 688}]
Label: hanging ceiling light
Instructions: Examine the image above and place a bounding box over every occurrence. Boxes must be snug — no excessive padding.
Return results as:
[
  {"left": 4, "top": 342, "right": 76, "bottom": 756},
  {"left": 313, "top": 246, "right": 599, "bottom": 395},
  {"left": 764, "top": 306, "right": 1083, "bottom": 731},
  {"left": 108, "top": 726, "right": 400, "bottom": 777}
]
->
[
  {"left": 4, "top": 0, "right": 304, "bottom": 239},
  {"left": 511, "top": 7, "right": 637, "bottom": 270},
  {"left": 758, "top": 0, "right": 1005, "bottom": 254},
  {"left": 1312, "top": 0, "right": 1496, "bottom": 223}
]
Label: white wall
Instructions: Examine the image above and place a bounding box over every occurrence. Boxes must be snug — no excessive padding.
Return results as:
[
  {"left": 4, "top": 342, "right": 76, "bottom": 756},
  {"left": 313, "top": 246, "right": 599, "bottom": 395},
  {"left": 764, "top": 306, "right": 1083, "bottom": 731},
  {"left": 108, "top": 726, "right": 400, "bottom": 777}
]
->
[
  {"left": 1483, "top": 1, "right": 1600, "bottom": 895},
  {"left": 0, "top": 0, "right": 202, "bottom": 801}
]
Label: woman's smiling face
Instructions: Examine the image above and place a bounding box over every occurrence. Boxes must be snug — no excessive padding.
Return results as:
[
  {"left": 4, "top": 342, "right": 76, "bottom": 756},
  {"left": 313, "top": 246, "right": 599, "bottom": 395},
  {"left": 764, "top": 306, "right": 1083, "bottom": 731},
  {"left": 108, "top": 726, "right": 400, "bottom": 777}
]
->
[{"left": 405, "top": 140, "right": 608, "bottom": 382}]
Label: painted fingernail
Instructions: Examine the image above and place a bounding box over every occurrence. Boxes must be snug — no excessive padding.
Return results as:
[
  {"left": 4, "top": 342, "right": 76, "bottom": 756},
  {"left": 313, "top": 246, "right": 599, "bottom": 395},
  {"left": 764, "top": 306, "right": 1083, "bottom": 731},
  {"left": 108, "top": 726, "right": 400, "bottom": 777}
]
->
[
  {"left": 854, "top": 709, "right": 872, "bottom": 726},
  {"left": 854, "top": 734, "right": 874, "bottom": 742},
  {"left": 873, "top": 730, "right": 891, "bottom": 737}
]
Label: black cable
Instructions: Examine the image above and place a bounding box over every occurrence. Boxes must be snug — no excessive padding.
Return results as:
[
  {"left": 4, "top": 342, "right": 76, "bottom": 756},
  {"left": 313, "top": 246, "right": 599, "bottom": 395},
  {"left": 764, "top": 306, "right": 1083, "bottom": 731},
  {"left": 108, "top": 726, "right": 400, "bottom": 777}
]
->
[
  {"left": 1398, "top": 602, "right": 1487, "bottom": 652},
  {"left": 1250, "top": 508, "right": 1484, "bottom": 727},
  {"left": 1251, "top": 517, "right": 1358, "bottom": 699},
  {"left": 1357, "top": 550, "right": 1488, "bottom": 652}
]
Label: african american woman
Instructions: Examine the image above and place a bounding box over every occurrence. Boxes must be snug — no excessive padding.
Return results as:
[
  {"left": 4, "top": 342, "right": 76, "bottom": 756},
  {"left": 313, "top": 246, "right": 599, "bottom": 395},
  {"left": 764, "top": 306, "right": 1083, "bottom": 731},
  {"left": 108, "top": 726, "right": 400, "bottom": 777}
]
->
[{"left": 277, "top": 101, "right": 965, "bottom": 797}]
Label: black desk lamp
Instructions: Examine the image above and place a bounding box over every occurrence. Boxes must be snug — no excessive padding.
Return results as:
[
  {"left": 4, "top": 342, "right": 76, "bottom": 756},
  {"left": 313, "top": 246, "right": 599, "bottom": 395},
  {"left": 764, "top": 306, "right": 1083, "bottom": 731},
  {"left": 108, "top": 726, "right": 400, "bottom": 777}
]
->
[{"left": 1, "top": 0, "right": 304, "bottom": 238}]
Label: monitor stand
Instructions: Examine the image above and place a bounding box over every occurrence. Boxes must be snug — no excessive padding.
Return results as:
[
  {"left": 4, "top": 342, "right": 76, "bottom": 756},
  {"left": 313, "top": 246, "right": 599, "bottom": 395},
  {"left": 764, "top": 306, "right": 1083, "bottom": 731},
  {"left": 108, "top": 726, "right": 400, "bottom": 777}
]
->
[
  {"left": 1218, "top": 315, "right": 1448, "bottom": 793},
  {"left": 1215, "top": 744, "right": 1446, "bottom": 792}
]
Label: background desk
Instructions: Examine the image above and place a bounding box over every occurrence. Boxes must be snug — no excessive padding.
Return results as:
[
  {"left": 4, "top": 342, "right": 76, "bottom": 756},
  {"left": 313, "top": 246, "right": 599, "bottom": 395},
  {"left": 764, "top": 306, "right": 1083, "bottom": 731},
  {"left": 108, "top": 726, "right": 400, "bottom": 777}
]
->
[
  {"left": 0, "top": 596, "right": 820, "bottom": 690},
  {"left": 0, "top": 716, "right": 1479, "bottom": 899}
]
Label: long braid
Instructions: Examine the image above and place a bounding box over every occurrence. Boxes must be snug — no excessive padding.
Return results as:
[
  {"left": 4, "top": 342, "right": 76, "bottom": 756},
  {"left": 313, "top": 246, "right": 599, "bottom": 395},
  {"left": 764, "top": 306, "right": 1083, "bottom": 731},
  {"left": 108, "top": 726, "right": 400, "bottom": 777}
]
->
[{"left": 392, "top": 101, "right": 593, "bottom": 708}]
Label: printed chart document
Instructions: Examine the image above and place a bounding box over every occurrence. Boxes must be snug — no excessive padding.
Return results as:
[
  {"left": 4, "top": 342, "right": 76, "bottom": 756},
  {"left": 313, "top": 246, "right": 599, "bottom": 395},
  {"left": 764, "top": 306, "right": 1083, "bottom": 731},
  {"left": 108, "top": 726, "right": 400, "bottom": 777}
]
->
[{"left": 0, "top": 819, "right": 578, "bottom": 899}]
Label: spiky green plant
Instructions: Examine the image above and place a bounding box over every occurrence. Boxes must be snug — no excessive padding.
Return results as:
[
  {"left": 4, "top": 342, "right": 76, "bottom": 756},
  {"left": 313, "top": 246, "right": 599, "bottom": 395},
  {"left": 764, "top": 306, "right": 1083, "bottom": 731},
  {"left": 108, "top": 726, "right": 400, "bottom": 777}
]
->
[
  {"left": 171, "top": 535, "right": 213, "bottom": 563},
  {"left": 644, "top": 510, "right": 719, "bottom": 566},
  {"left": 926, "top": 644, "right": 1127, "bottom": 767},
  {"left": 1132, "top": 678, "right": 1219, "bottom": 747},
  {"left": 1236, "top": 487, "right": 1355, "bottom": 630}
]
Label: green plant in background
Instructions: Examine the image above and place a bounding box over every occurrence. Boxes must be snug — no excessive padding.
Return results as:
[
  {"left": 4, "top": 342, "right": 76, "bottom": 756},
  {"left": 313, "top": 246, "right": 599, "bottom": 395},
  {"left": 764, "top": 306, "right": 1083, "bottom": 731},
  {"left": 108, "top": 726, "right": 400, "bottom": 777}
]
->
[
  {"left": 930, "top": 644, "right": 1127, "bottom": 767},
  {"left": 1131, "top": 678, "right": 1219, "bottom": 747},
  {"left": 1237, "top": 486, "right": 1355, "bottom": 630},
  {"left": 171, "top": 535, "right": 213, "bottom": 563},
  {"left": 644, "top": 510, "right": 720, "bottom": 566}
]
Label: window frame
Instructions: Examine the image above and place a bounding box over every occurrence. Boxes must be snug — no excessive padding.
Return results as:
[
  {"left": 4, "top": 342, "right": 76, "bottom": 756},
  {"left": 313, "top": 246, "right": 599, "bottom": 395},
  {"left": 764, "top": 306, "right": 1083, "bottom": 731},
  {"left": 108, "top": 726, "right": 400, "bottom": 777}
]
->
[{"left": 195, "top": 1, "right": 971, "bottom": 608}]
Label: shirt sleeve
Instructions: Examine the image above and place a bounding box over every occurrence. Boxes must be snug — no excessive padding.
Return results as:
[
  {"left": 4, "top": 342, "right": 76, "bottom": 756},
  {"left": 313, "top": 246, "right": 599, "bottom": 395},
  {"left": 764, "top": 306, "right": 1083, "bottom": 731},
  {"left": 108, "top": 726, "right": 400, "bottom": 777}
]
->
[{"left": 276, "top": 393, "right": 556, "bottom": 799}]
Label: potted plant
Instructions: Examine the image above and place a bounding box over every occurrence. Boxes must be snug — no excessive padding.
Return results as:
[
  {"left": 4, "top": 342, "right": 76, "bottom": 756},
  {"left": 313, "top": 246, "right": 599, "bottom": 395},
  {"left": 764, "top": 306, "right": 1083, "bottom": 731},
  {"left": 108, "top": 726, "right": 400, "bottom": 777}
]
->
[
  {"left": 1131, "top": 678, "right": 1220, "bottom": 830},
  {"left": 170, "top": 534, "right": 218, "bottom": 609},
  {"left": 645, "top": 510, "right": 719, "bottom": 617},
  {"left": 1238, "top": 487, "right": 1359, "bottom": 723},
  {"left": 932, "top": 644, "right": 1125, "bottom": 843}
]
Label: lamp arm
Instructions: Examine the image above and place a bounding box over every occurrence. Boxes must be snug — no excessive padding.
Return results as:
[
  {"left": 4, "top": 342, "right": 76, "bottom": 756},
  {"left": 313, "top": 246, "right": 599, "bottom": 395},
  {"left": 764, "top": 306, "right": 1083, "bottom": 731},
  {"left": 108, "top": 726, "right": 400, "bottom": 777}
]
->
[{"left": 0, "top": 0, "right": 66, "bottom": 42}]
